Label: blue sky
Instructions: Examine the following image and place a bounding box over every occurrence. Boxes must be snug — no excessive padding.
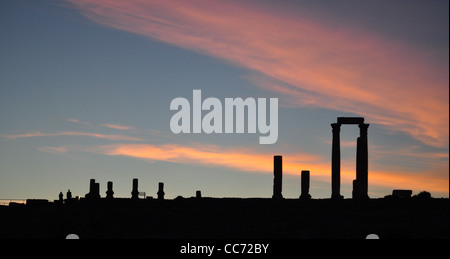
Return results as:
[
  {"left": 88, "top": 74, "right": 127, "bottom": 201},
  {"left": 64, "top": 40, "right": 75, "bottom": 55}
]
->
[{"left": 1, "top": 0, "right": 448, "bottom": 200}]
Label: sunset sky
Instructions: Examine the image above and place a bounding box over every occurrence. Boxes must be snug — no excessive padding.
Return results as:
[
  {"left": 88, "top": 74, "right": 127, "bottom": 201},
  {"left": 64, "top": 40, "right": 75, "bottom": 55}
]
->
[{"left": 0, "top": 0, "right": 448, "bottom": 200}]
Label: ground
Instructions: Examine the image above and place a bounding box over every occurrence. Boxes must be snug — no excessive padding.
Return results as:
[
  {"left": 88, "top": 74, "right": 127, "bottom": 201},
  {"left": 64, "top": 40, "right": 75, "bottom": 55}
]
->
[{"left": 0, "top": 198, "right": 448, "bottom": 239}]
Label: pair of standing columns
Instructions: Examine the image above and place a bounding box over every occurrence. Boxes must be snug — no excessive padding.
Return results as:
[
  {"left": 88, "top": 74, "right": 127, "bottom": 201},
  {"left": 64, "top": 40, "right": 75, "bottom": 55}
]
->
[
  {"left": 272, "top": 155, "right": 310, "bottom": 199},
  {"left": 331, "top": 122, "right": 369, "bottom": 200}
]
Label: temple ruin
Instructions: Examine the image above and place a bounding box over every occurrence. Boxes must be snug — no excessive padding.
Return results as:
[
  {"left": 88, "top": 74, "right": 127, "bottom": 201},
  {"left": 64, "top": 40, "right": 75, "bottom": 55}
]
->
[{"left": 331, "top": 117, "right": 369, "bottom": 200}]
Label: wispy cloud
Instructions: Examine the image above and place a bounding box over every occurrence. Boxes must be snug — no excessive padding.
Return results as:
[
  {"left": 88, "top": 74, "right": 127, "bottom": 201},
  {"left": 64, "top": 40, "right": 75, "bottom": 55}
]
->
[
  {"left": 38, "top": 146, "right": 68, "bottom": 154},
  {"left": 89, "top": 143, "right": 448, "bottom": 195},
  {"left": 66, "top": 118, "right": 90, "bottom": 125},
  {"left": 65, "top": 0, "right": 448, "bottom": 148},
  {"left": 89, "top": 143, "right": 324, "bottom": 175},
  {"left": 102, "top": 124, "right": 134, "bottom": 131},
  {"left": 1, "top": 131, "right": 143, "bottom": 141}
]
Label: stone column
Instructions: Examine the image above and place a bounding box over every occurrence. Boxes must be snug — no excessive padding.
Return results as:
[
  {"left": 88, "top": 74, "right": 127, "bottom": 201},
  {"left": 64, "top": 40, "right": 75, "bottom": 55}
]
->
[
  {"left": 272, "top": 155, "right": 283, "bottom": 199},
  {"left": 106, "top": 181, "right": 114, "bottom": 199},
  {"left": 157, "top": 182, "right": 165, "bottom": 200},
  {"left": 131, "top": 178, "right": 139, "bottom": 200},
  {"left": 331, "top": 123, "right": 342, "bottom": 199},
  {"left": 86, "top": 179, "right": 95, "bottom": 199},
  {"left": 358, "top": 123, "right": 369, "bottom": 199},
  {"left": 300, "top": 170, "right": 311, "bottom": 199},
  {"left": 354, "top": 137, "right": 362, "bottom": 199}
]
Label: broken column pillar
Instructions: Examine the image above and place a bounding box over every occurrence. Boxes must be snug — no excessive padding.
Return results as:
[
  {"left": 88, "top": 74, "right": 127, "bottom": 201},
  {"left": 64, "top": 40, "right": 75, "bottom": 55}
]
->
[
  {"left": 300, "top": 170, "right": 311, "bottom": 199},
  {"left": 131, "top": 178, "right": 139, "bottom": 200},
  {"left": 85, "top": 179, "right": 95, "bottom": 199},
  {"left": 157, "top": 182, "right": 165, "bottom": 200},
  {"left": 106, "top": 181, "right": 114, "bottom": 199},
  {"left": 86, "top": 179, "right": 100, "bottom": 200},
  {"left": 272, "top": 155, "right": 283, "bottom": 200},
  {"left": 196, "top": 190, "right": 202, "bottom": 199},
  {"left": 94, "top": 182, "right": 100, "bottom": 199}
]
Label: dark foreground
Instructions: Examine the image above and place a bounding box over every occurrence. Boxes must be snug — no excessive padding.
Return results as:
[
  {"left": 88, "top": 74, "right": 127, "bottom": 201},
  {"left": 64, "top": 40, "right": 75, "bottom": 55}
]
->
[{"left": 0, "top": 198, "right": 448, "bottom": 239}]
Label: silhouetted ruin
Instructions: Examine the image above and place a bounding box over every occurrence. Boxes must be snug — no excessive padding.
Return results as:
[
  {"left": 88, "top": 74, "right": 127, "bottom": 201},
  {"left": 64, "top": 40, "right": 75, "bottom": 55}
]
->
[
  {"left": 85, "top": 179, "right": 100, "bottom": 200},
  {"left": 332, "top": 117, "right": 369, "bottom": 200},
  {"left": 1, "top": 116, "right": 447, "bottom": 239},
  {"left": 392, "top": 190, "right": 413, "bottom": 199},
  {"left": 300, "top": 170, "right": 311, "bottom": 200},
  {"left": 131, "top": 178, "right": 139, "bottom": 200},
  {"left": 106, "top": 181, "right": 114, "bottom": 199},
  {"left": 272, "top": 155, "right": 283, "bottom": 200},
  {"left": 158, "top": 182, "right": 165, "bottom": 200}
]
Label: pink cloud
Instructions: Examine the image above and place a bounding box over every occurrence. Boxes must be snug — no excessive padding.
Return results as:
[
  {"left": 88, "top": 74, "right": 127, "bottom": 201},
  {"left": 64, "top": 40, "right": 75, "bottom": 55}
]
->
[
  {"left": 1, "top": 131, "right": 142, "bottom": 141},
  {"left": 66, "top": 118, "right": 90, "bottom": 125},
  {"left": 90, "top": 143, "right": 448, "bottom": 196},
  {"left": 102, "top": 124, "right": 134, "bottom": 131},
  {"left": 65, "top": 0, "right": 448, "bottom": 147}
]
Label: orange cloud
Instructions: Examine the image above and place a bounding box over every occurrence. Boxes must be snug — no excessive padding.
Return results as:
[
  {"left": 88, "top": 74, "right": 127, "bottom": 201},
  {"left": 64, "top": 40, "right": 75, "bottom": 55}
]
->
[
  {"left": 91, "top": 143, "right": 448, "bottom": 197},
  {"left": 66, "top": 0, "right": 449, "bottom": 147},
  {"left": 92, "top": 143, "right": 323, "bottom": 175}
]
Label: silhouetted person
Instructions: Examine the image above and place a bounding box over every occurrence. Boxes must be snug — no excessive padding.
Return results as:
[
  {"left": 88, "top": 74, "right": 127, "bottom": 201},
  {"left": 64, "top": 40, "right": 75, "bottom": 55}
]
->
[{"left": 59, "top": 192, "right": 63, "bottom": 203}]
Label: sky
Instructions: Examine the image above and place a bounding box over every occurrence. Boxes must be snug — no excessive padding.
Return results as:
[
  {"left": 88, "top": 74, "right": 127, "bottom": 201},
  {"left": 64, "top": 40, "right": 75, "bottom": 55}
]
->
[{"left": 0, "top": 0, "right": 448, "bottom": 200}]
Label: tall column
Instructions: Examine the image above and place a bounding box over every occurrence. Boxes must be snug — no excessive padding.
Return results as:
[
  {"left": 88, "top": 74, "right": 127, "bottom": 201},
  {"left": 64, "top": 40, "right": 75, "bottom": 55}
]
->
[
  {"left": 300, "top": 170, "right": 311, "bottom": 199},
  {"left": 331, "top": 123, "right": 342, "bottom": 199},
  {"left": 272, "top": 155, "right": 283, "bottom": 200},
  {"left": 354, "top": 137, "right": 362, "bottom": 199},
  {"left": 131, "top": 178, "right": 139, "bottom": 200},
  {"left": 358, "top": 123, "right": 369, "bottom": 199}
]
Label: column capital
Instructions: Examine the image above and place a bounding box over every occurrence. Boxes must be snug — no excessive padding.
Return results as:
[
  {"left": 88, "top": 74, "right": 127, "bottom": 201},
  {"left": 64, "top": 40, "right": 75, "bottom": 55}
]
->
[
  {"left": 358, "top": 123, "right": 370, "bottom": 136},
  {"left": 331, "top": 123, "right": 341, "bottom": 133}
]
